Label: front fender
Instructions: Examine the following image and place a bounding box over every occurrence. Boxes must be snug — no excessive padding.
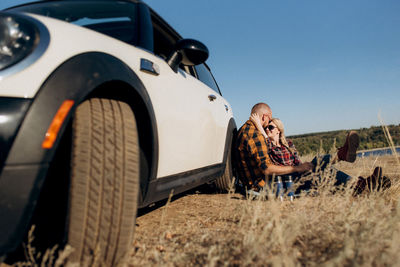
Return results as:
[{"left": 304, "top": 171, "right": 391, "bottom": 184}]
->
[{"left": 0, "top": 52, "right": 158, "bottom": 255}]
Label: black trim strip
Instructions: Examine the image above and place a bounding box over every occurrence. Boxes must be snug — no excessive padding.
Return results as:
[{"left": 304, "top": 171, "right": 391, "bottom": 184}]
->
[
  {"left": 0, "top": 164, "right": 48, "bottom": 254},
  {"left": 141, "top": 117, "right": 237, "bottom": 207},
  {"left": 156, "top": 164, "right": 222, "bottom": 191},
  {"left": 222, "top": 118, "right": 237, "bottom": 167},
  {"left": 140, "top": 164, "right": 223, "bottom": 207},
  {"left": 137, "top": 2, "right": 153, "bottom": 52}
]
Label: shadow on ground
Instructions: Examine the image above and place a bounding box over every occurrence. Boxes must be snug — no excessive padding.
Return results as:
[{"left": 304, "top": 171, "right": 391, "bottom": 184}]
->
[{"left": 137, "top": 182, "right": 232, "bottom": 217}]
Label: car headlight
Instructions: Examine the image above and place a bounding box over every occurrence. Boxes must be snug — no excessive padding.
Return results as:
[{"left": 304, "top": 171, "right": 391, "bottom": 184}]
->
[{"left": 0, "top": 13, "right": 39, "bottom": 71}]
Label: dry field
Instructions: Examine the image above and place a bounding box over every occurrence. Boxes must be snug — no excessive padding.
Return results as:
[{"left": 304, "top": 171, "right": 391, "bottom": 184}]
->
[
  {"left": 4, "top": 154, "right": 400, "bottom": 266},
  {"left": 128, "top": 154, "right": 400, "bottom": 267}
]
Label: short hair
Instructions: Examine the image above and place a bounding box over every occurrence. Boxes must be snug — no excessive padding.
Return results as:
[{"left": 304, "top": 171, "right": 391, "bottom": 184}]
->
[{"left": 251, "top": 103, "right": 271, "bottom": 114}]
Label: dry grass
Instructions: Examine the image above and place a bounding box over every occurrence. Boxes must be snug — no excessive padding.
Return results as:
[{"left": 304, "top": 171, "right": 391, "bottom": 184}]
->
[
  {"left": 6, "top": 154, "right": 400, "bottom": 266},
  {"left": 129, "top": 154, "right": 400, "bottom": 267},
  {"left": 7, "top": 154, "right": 399, "bottom": 266}
]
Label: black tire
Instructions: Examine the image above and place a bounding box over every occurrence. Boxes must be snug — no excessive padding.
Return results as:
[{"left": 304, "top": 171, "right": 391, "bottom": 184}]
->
[
  {"left": 214, "top": 142, "right": 234, "bottom": 192},
  {"left": 68, "top": 98, "right": 139, "bottom": 266}
]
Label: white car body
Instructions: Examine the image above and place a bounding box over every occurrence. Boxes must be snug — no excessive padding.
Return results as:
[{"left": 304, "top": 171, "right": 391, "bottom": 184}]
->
[
  {"left": 0, "top": 13, "right": 233, "bottom": 177},
  {"left": 0, "top": 0, "right": 236, "bottom": 263}
]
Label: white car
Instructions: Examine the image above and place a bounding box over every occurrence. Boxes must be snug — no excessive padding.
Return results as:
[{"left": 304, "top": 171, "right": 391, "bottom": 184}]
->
[{"left": 0, "top": 0, "right": 236, "bottom": 265}]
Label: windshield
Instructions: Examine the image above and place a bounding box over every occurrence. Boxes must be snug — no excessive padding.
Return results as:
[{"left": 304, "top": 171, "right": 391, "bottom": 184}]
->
[{"left": 8, "top": 1, "right": 138, "bottom": 45}]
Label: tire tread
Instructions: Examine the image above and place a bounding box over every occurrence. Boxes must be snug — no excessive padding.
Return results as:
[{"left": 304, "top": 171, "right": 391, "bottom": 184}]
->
[{"left": 68, "top": 98, "right": 139, "bottom": 266}]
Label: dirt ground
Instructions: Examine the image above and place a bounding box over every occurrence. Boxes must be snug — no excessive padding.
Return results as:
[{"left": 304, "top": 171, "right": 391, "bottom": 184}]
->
[
  {"left": 128, "top": 155, "right": 400, "bottom": 266},
  {"left": 130, "top": 185, "right": 247, "bottom": 266}
]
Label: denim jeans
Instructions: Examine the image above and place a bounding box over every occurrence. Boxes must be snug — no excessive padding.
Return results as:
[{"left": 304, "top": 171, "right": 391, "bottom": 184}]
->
[
  {"left": 236, "top": 154, "right": 352, "bottom": 197},
  {"left": 292, "top": 154, "right": 351, "bottom": 193}
]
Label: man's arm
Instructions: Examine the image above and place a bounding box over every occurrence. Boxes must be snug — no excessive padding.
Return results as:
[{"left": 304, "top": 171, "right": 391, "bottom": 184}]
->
[
  {"left": 264, "top": 162, "right": 313, "bottom": 176},
  {"left": 246, "top": 128, "right": 313, "bottom": 176}
]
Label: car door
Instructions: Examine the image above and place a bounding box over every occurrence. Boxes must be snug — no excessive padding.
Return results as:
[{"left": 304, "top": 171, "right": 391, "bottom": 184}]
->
[
  {"left": 141, "top": 61, "right": 228, "bottom": 178},
  {"left": 138, "top": 14, "right": 229, "bottom": 178},
  {"left": 194, "top": 63, "right": 231, "bottom": 163}
]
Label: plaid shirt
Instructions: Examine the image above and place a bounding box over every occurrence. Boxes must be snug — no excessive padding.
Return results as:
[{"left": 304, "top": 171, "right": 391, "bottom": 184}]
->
[
  {"left": 235, "top": 120, "right": 272, "bottom": 190},
  {"left": 266, "top": 139, "right": 301, "bottom": 166}
]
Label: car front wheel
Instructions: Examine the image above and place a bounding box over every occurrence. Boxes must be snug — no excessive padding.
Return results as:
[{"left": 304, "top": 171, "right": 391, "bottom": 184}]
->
[{"left": 68, "top": 98, "right": 139, "bottom": 266}]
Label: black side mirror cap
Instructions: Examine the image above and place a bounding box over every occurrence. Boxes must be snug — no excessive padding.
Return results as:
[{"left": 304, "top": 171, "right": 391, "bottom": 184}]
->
[{"left": 167, "top": 38, "right": 209, "bottom": 72}]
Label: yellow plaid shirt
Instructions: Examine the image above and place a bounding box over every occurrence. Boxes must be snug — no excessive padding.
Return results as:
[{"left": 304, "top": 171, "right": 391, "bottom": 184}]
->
[{"left": 235, "top": 120, "right": 272, "bottom": 190}]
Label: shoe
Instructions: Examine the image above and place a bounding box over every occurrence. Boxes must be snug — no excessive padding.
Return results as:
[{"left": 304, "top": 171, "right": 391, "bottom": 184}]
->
[
  {"left": 367, "top": 166, "right": 382, "bottom": 191},
  {"left": 365, "top": 167, "right": 391, "bottom": 192},
  {"left": 337, "top": 131, "right": 359, "bottom": 163},
  {"left": 353, "top": 167, "right": 391, "bottom": 196},
  {"left": 353, "top": 176, "right": 366, "bottom": 196}
]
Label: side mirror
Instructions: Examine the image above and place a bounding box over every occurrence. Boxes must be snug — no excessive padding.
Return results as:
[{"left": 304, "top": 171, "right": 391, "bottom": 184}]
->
[{"left": 167, "top": 38, "right": 209, "bottom": 72}]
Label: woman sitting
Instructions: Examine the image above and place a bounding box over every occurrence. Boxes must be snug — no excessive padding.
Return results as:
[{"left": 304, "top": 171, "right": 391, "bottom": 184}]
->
[{"left": 255, "top": 117, "right": 302, "bottom": 167}]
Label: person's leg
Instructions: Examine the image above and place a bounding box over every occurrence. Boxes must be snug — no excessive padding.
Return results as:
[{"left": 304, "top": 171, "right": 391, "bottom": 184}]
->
[
  {"left": 293, "top": 167, "right": 351, "bottom": 195},
  {"left": 310, "top": 131, "right": 360, "bottom": 171},
  {"left": 294, "top": 179, "right": 314, "bottom": 195},
  {"left": 337, "top": 131, "right": 359, "bottom": 163},
  {"left": 291, "top": 172, "right": 313, "bottom": 195},
  {"left": 332, "top": 167, "right": 352, "bottom": 186},
  {"left": 311, "top": 154, "right": 333, "bottom": 172}
]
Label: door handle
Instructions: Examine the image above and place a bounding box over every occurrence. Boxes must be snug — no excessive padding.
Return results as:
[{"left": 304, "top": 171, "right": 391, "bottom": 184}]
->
[{"left": 208, "top": 94, "right": 217, "bottom": 101}]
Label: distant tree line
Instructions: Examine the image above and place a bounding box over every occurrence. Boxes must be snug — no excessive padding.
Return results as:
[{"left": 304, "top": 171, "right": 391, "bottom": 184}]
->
[{"left": 287, "top": 124, "right": 400, "bottom": 156}]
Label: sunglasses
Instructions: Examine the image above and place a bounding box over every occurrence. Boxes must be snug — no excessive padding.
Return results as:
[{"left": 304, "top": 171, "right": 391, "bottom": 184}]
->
[{"left": 266, "top": 125, "right": 276, "bottom": 131}]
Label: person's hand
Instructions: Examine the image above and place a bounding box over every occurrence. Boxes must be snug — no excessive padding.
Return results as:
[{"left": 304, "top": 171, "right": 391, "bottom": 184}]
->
[
  {"left": 250, "top": 113, "right": 263, "bottom": 129},
  {"left": 295, "top": 162, "right": 313, "bottom": 173}
]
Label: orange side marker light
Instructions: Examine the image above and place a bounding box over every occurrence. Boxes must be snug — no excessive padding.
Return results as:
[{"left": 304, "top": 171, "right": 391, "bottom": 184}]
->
[{"left": 42, "top": 100, "right": 74, "bottom": 149}]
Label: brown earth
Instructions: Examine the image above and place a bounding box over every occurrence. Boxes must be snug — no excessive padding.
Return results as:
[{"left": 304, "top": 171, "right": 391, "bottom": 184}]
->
[
  {"left": 128, "top": 155, "right": 400, "bottom": 266},
  {"left": 130, "top": 185, "right": 247, "bottom": 266}
]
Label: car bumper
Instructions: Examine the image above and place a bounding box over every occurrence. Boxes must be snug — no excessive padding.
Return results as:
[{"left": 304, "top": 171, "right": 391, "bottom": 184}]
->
[
  {"left": 0, "top": 98, "right": 32, "bottom": 170},
  {"left": 0, "top": 97, "right": 35, "bottom": 256},
  {"left": 0, "top": 163, "right": 48, "bottom": 254}
]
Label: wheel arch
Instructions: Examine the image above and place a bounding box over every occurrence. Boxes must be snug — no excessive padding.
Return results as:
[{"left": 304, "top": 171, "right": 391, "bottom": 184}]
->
[
  {"left": 222, "top": 118, "right": 237, "bottom": 169},
  {"left": 212, "top": 117, "right": 237, "bottom": 191}
]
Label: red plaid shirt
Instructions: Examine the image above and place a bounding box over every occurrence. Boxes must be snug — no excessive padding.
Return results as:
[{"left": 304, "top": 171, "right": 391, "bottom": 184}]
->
[{"left": 266, "top": 139, "right": 301, "bottom": 166}]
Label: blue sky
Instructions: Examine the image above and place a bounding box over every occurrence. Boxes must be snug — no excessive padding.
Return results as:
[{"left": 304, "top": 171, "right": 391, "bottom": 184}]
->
[{"left": 2, "top": 0, "right": 400, "bottom": 135}]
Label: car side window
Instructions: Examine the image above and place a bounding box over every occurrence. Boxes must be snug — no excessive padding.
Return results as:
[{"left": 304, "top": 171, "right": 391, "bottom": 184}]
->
[
  {"left": 194, "top": 64, "right": 221, "bottom": 94},
  {"left": 150, "top": 13, "right": 196, "bottom": 77},
  {"left": 80, "top": 18, "right": 137, "bottom": 45},
  {"left": 151, "top": 21, "right": 176, "bottom": 61}
]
